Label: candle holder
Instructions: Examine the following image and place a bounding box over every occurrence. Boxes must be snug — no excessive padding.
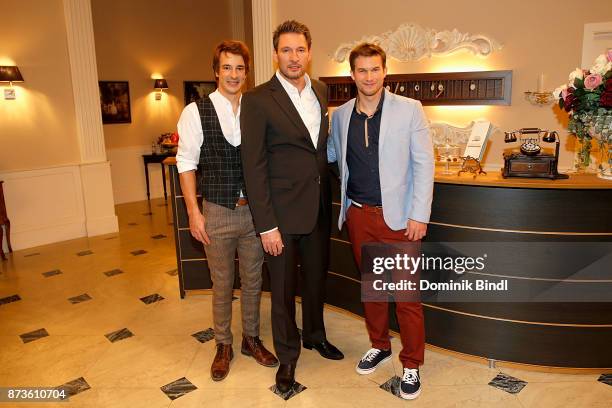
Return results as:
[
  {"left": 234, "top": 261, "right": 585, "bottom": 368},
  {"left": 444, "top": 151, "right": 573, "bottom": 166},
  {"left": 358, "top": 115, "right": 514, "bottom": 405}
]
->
[{"left": 524, "top": 91, "right": 555, "bottom": 106}]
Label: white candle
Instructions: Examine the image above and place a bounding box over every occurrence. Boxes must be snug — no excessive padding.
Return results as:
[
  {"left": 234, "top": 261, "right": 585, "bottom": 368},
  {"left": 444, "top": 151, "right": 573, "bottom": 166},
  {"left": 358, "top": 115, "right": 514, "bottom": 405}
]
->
[{"left": 537, "top": 73, "right": 545, "bottom": 93}]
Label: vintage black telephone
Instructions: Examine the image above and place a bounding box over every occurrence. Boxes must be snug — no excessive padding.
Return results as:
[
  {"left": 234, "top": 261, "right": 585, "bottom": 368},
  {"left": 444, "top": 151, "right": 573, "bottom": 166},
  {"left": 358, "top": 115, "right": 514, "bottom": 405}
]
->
[{"left": 502, "top": 128, "right": 568, "bottom": 179}]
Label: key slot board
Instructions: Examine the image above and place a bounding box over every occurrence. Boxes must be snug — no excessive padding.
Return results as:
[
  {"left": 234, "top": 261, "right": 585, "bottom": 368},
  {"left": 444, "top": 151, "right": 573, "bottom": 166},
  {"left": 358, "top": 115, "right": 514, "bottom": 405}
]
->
[{"left": 320, "top": 70, "right": 512, "bottom": 106}]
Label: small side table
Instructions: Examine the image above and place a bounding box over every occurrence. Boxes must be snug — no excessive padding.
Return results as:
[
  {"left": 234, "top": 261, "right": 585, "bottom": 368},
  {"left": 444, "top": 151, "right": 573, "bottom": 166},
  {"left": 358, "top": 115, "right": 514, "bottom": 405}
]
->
[
  {"left": 0, "top": 181, "right": 12, "bottom": 260},
  {"left": 142, "top": 153, "right": 175, "bottom": 201}
]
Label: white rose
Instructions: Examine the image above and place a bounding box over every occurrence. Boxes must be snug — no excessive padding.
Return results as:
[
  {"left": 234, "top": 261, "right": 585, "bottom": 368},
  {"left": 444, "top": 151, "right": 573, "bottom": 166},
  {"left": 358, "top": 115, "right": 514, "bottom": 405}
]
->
[
  {"left": 590, "top": 54, "right": 610, "bottom": 75},
  {"left": 591, "top": 63, "right": 607, "bottom": 76},
  {"left": 594, "top": 54, "right": 608, "bottom": 66},
  {"left": 553, "top": 84, "right": 567, "bottom": 99},
  {"left": 568, "top": 68, "right": 583, "bottom": 85}
]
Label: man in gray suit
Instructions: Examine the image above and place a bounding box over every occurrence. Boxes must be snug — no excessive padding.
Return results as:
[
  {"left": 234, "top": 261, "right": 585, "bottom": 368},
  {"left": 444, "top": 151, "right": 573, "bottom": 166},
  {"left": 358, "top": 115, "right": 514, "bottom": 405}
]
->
[{"left": 328, "top": 43, "right": 434, "bottom": 400}]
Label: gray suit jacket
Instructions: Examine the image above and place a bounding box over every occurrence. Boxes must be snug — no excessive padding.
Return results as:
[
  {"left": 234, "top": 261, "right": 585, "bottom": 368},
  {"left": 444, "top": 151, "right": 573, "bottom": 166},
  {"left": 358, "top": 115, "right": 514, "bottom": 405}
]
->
[{"left": 328, "top": 89, "right": 434, "bottom": 231}]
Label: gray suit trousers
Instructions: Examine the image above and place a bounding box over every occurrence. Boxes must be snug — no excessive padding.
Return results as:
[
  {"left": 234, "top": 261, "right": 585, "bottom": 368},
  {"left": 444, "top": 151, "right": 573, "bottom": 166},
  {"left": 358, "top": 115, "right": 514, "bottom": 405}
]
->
[{"left": 203, "top": 200, "right": 264, "bottom": 344}]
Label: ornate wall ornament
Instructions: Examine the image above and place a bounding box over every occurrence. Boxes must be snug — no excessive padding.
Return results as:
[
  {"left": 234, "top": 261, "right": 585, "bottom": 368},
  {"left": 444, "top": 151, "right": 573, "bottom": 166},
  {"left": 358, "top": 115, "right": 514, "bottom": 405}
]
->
[
  {"left": 430, "top": 121, "right": 501, "bottom": 148},
  {"left": 332, "top": 23, "right": 502, "bottom": 63}
]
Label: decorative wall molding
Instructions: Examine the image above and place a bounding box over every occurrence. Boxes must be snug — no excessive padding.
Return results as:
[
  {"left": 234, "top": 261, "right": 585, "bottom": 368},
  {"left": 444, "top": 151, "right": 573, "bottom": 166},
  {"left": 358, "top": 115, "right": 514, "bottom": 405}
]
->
[
  {"left": 0, "top": 163, "right": 119, "bottom": 251},
  {"left": 332, "top": 23, "right": 502, "bottom": 63},
  {"left": 0, "top": 165, "right": 87, "bottom": 251}
]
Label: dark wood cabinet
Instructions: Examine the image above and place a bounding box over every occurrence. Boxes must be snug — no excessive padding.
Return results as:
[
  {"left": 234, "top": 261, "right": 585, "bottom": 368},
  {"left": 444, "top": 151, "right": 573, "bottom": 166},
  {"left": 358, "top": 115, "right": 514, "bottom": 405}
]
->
[{"left": 0, "top": 181, "right": 12, "bottom": 260}]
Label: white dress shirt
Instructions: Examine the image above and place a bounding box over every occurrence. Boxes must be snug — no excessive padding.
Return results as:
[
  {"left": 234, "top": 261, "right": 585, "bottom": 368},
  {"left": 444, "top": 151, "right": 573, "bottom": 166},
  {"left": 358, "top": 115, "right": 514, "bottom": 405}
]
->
[
  {"left": 275, "top": 70, "right": 321, "bottom": 148},
  {"left": 176, "top": 89, "right": 242, "bottom": 174}
]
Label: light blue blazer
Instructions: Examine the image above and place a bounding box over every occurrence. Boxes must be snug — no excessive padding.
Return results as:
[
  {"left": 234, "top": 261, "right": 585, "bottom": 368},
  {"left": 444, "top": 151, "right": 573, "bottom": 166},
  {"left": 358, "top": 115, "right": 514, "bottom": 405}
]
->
[{"left": 328, "top": 89, "right": 434, "bottom": 231}]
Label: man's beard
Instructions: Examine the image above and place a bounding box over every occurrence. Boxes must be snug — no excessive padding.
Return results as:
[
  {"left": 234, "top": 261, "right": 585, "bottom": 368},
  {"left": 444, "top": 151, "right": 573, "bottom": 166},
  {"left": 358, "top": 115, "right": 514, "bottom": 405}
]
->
[{"left": 280, "top": 65, "right": 304, "bottom": 79}]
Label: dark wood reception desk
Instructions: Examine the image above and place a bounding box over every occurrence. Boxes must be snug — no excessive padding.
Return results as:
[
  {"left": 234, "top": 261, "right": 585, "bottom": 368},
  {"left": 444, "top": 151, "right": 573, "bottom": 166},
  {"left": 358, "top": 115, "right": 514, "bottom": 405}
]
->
[{"left": 166, "top": 157, "right": 612, "bottom": 369}]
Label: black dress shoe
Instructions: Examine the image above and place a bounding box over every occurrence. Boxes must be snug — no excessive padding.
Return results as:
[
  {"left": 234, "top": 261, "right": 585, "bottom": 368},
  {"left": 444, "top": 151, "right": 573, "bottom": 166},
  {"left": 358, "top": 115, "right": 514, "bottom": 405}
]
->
[
  {"left": 275, "top": 363, "right": 295, "bottom": 393},
  {"left": 303, "top": 340, "right": 344, "bottom": 360}
]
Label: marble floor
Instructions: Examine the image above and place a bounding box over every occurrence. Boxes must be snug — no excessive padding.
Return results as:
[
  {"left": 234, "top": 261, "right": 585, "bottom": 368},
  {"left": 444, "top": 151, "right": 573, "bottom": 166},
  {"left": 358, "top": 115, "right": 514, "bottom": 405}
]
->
[{"left": 0, "top": 198, "right": 610, "bottom": 408}]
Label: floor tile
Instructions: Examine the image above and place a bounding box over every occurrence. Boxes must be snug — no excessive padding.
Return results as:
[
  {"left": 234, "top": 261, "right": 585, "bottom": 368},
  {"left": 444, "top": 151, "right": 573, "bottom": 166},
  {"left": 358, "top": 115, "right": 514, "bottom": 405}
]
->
[
  {"left": 19, "top": 328, "right": 50, "bottom": 343},
  {"left": 0, "top": 335, "right": 110, "bottom": 387},
  {"left": 488, "top": 373, "right": 528, "bottom": 394},
  {"left": 65, "top": 387, "right": 172, "bottom": 408},
  {"left": 42, "top": 269, "right": 62, "bottom": 277},
  {"left": 105, "top": 328, "right": 135, "bottom": 343},
  {"left": 0, "top": 294, "right": 21, "bottom": 306},
  {"left": 160, "top": 377, "right": 197, "bottom": 400},
  {"left": 598, "top": 374, "right": 612, "bottom": 386},
  {"left": 103, "top": 268, "right": 124, "bottom": 277},
  {"left": 84, "top": 335, "right": 199, "bottom": 388},
  {"left": 140, "top": 293, "right": 165, "bottom": 304},
  {"left": 67, "top": 293, "right": 92, "bottom": 304},
  {"left": 191, "top": 328, "right": 215, "bottom": 344},
  {"left": 56, "top": 377, "right": 91, "bottom": 400},
  {"left": 517, "top": 381, "right": 612, "bottom": 408},
  {"left": 270, "top": 381, "right": 307, "bottom": 400}
]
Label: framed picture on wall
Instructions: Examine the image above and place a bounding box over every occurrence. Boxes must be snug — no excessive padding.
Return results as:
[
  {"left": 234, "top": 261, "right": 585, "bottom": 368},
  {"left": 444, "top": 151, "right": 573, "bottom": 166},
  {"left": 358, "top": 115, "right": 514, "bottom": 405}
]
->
[
  {"left": 184, "top": 81, "right": 216, "bottom": 105},
  {"left": 99, "top": 81, "right": 131, "bottom": 124}
]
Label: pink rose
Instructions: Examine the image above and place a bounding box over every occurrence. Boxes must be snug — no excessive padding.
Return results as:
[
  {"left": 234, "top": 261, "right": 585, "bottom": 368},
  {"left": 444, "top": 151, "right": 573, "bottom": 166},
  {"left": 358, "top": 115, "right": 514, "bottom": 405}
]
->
[
  {"left": 561, "top": 87, "right": 570, "bottom": 99},
  {"left": 607, "top": 50, "right": 612, "bottom": 62},
  {"left": 584, "top": 73, "right": 603, "bottom": 90}
]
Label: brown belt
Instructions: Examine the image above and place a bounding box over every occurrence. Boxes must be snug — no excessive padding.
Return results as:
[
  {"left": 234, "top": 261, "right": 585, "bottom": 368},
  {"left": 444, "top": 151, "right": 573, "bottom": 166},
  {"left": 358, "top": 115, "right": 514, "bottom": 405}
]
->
[
  {"left": 351, "top": 201, "right": 383, "bottom": 214},
  {"left": 236, "top": 197, "right": 248, "bottom": 206}
]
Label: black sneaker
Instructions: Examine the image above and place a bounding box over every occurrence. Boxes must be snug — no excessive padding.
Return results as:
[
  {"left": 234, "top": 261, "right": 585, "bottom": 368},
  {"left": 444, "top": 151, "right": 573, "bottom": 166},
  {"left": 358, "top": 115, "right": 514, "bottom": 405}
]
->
[
  {"left": 355, "top": 348, "right": 392, "bottom": 375},
  {"left": 400, "top": 368, "right": 421, "bottom": 400}
]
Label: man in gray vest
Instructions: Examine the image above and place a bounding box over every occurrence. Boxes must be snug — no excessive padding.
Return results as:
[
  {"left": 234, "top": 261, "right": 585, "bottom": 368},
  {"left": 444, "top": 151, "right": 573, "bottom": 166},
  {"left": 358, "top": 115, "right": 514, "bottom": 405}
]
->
[{"left": 176, "top": 40, "right": 278, "bottom": 381}]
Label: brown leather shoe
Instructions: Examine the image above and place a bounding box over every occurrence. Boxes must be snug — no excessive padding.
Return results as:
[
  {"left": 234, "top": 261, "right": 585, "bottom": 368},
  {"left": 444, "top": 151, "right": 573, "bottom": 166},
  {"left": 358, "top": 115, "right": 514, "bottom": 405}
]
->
[
  {"left": 211, "top": 344, "right": 233, "bottom": 381},
  {"left": 241, "top": 335, "right": 279, "bottom": 367}
]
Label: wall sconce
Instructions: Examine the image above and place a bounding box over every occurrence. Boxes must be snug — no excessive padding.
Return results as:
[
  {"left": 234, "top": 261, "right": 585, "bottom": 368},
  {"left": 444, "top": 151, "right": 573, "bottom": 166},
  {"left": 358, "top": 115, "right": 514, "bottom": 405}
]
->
[
  {"left": 524, "top": 73, "right": 554, "bottom": 106},
  {"left": 153, "top": 79, "right": 168, "bottom": 100},
  {"left": 0, "top": 66, "right": 24, "bottom": 100}
]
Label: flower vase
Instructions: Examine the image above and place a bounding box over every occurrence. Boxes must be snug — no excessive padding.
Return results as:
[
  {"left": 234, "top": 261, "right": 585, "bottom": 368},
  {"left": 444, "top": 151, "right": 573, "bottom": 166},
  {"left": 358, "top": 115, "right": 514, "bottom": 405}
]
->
[
  {"left": 596, "top": 140, "right": 612, "bottom": 180},
  {"left": 572, "top": 138, "right": 593, "bottom": 173}
]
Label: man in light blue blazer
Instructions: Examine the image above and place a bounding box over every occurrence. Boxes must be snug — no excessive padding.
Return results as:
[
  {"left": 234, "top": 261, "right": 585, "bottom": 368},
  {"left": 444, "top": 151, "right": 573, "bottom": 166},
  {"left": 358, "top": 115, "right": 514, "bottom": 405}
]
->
[{"left": 328, "top": 43, "right": 434, "bottom": 400}]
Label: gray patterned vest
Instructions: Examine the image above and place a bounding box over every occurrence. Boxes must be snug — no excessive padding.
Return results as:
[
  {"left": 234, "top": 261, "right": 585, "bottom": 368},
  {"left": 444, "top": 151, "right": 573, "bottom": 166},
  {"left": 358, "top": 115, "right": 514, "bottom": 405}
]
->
[{"left": 196, "top": 96, "right": 245, "bottom": 210}]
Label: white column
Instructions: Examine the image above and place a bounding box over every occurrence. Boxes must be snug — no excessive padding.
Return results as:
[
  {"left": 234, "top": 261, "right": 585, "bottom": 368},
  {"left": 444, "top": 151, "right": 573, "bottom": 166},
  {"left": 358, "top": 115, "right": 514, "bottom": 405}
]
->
[
  {"left": 231, "top": 0, "right": 246, "bottom": 42},
  {"left": 62, "top": 0, "right": 118, "bottom": 236},
  {"left": 251, "top": 0, "right": 275, "bottom": 85},
  {"left": 62, "top": 0, "right": 106, "bottom": 163}
]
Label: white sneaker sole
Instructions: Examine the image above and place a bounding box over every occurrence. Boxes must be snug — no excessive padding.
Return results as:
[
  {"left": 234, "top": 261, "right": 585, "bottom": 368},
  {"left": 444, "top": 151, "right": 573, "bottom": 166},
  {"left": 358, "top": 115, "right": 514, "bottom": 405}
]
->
[
  {"left": 355, "top": 355, "right": 392, "bottom": 375},
  {"left": 400, "top": 386, "right": 421, "bottom": 400}
]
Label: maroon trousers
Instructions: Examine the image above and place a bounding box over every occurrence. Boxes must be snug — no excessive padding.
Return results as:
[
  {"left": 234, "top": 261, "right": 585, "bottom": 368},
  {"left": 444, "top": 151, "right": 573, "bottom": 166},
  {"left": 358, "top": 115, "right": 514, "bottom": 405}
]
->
[{"left": 345, "top": 204, "right": 425, "bottom": 369}]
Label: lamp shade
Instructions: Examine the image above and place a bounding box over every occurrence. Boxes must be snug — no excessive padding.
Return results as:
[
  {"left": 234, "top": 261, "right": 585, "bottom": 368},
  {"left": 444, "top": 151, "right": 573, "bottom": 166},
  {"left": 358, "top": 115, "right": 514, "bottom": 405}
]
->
[
  {"left": 154, "top": 79, "right": 168, "bottom": 89},
  {"left": 0, "top": 66, "right": 24, "bottom": 83}
]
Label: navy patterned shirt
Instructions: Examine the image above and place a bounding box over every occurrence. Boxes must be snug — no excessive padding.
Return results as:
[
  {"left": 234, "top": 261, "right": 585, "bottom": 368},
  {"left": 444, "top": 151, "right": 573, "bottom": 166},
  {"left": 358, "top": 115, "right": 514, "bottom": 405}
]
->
[{"left": 346, "top": 91, "right": 385, "bottom": 206}]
